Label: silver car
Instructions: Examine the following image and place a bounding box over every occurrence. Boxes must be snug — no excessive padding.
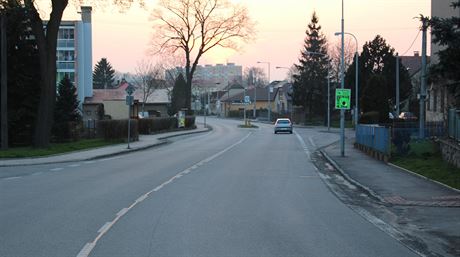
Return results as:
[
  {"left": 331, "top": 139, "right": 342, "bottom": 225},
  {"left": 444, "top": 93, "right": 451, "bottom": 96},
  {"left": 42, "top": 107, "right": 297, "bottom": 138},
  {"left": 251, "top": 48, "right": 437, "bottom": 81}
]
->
[{"left": 274, "top": 118, "right": 293, "bottom": 134}]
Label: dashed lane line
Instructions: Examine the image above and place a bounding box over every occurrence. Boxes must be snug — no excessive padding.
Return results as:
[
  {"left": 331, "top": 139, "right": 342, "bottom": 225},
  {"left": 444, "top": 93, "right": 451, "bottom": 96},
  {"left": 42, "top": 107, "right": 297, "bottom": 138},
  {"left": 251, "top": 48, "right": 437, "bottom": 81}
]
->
[{"left": 76, "top": 132, "right": 253, "bottom": 257}]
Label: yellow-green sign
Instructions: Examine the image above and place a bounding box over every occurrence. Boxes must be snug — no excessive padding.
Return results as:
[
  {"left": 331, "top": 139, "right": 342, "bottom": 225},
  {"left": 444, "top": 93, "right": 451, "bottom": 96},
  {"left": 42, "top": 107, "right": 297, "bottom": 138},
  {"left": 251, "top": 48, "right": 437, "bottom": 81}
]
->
[{"left": 335, "top": 89, "right": 351, "bottom": 109}]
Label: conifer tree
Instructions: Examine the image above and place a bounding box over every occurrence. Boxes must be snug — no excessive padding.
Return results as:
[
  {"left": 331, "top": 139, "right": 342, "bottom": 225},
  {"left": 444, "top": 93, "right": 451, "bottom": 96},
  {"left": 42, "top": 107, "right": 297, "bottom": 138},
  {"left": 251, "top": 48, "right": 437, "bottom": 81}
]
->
[
  {"left": 170, "top": 73, "right": 187, "bottom": 115},
  {"left": 53, "top": 76, "right": 81, "bottom": 141},
  {"left": 292, "top": 12, "right": 329, "bottom": 122},
  {"left": 93, "top": 58, "right": 116, "bottom": 89}
]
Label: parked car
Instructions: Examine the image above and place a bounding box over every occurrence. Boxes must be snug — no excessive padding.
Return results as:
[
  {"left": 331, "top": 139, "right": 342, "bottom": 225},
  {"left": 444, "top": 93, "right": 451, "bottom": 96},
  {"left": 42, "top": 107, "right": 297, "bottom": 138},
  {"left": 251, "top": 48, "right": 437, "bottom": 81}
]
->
[
  {"left": 399, "top": 112, "right": 418, "bottom": 120},
  {"left": 274, "top": 118, "right": 293, "bottom": 134}
]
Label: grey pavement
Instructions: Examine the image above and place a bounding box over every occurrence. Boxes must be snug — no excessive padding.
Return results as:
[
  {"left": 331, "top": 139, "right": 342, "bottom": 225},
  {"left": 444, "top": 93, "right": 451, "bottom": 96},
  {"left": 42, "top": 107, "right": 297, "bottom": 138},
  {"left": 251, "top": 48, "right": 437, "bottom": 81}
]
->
[
  {"left": 0, "top": 124, "right": 210, "bottom": 167},
  {"left": 321, "top": 132, "right": 460, "bottom": 207}
]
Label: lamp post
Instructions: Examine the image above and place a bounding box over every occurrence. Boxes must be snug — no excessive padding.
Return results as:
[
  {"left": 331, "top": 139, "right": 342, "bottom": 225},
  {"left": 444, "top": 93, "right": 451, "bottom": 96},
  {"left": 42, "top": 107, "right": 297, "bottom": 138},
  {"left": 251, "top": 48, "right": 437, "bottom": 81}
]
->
[
  {"left": 304, "top": 52, "right": 331, "bottom": 131},
  {"left": 257, "top": 61, "right": 271, "bottom": 122},
  {"left": 339, "top": 0, "right": 345, "bottom": 157},
  {"left": 335, "top": 31, "right": 358, "bottom": 128}
]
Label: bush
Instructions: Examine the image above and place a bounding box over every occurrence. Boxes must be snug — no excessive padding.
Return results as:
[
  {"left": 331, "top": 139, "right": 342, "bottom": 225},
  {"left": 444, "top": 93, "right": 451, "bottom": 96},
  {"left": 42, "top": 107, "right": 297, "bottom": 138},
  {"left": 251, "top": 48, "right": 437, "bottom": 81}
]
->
[
  {"left": 96, "top": 119, "right": 139, "bottom": 141},
  {"left": 359, "top": 111, "right": 380, "bottom": 124},
  {"left": 52, "top": 121, "right": 81, "bottom": 143},
  {"left": 185, "top": 116, "right": 196, "bottom": 128}
]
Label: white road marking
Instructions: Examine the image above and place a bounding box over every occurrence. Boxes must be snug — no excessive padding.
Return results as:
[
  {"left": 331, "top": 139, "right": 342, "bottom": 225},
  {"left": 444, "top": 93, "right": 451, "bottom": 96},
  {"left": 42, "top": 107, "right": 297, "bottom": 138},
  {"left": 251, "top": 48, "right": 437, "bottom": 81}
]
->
[
  {"left": 308, "top": 137, "right": 316, "bottom": 147},
  {"left": 76, "top": 132, "right": 253, "bottom": 257},
  {"left": 97, "top": 222, "right": 112, "bottom": 234},
  {"left": 83, "top": 161, "right": 96, "bottom": 164},
  {"left": 68, "top": 164, "right": 81, "bottom": 168},
  {"left": 294, "top": 131, "right": 311, "bottom": 159},
  {"left": 50, "top": 168, "right": 64, "bottom": 171},
  {"left": 3, "top": 176, "right": 21, "bottom": 181}
]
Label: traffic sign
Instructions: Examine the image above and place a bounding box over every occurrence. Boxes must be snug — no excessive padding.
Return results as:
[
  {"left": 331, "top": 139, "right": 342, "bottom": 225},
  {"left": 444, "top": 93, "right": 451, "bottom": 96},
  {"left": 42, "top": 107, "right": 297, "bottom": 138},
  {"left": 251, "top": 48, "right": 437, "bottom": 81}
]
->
[
  {"left": 125, "top": 84, "right": 135, "bottom": 96},
  {"left": 335, "top": 89, "right": 351, "bottom": 109},
  {"left": 244, "top": 95, "right": 251, "bottom": 104},
  {"left": 126, "top": 95, "right": 134, "bottom": 105}
]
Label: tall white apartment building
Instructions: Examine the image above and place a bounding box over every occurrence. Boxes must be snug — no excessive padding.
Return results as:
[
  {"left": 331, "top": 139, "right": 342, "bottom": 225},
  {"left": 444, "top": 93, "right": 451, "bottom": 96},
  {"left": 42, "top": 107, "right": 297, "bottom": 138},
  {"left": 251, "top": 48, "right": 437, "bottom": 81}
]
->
[
  {"left": 167, "top": 63, "right": 243, "bottom": 91},
  {"left": 50, "top": 6, "right": 93, "bottom": 107}
]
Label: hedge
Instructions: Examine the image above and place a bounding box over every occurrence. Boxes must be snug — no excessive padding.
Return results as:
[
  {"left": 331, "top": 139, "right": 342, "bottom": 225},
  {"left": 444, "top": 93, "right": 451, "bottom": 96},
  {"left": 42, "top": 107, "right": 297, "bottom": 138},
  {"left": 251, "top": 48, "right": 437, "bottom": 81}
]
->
[
  {"left": 138, "top": 116, "right": 196, "bottom": 135},
  {"left": 96, "top": 119, "right": 139, "bottom": 141}
]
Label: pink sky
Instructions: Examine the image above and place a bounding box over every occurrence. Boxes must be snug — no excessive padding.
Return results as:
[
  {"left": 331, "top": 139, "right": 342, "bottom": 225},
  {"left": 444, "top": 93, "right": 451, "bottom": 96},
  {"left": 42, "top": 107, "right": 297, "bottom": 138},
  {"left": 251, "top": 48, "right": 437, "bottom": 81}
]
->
[{"left": 62, "top": 0, "right": 430, "bottom": 81}]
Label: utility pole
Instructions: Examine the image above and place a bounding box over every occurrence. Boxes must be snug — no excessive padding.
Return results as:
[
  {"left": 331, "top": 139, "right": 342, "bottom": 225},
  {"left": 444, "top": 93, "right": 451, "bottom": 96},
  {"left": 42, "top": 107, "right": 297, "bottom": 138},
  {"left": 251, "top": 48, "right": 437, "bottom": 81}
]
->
[
  {"left": 396, "top": 53, "right": 400, "bottom": 115},
  {"left": 1, "top": 15, "right": 7, "bottom": 150},
  {"left": 419, "top": 17, "right": 429, "bottom": 139}
]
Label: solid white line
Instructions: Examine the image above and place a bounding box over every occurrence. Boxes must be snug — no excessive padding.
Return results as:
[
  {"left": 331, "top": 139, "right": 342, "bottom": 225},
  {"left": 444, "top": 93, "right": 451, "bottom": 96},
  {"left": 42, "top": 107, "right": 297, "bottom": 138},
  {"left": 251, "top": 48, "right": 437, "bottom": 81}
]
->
[
  {"left": 83, "top": 161, "right": 96, "bottom": 164},
  {"left": 68, "top": 164, "right": 81, "bottom": 168},
  {"left": 50, "top": 168, "right": 64, "bottom": 171},
  {"left": 295, "top": 131, "right": 311, "bottom": 159},
  {"left": 76, "top": 132, "right": 253, "bottom": 257}
]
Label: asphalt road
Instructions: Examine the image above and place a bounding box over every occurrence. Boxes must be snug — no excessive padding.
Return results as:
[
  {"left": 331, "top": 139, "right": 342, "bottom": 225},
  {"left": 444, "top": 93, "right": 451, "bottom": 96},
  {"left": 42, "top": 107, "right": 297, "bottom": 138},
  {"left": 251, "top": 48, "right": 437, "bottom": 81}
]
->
[{"left": 0, "top": 118, "right": 420, "bottom": 257}]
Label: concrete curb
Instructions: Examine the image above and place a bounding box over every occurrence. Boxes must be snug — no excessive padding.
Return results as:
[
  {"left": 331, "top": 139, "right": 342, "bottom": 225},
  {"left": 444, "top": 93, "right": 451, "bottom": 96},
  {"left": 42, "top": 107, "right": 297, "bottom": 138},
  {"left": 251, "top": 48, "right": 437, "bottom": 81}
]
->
[
  {"left": 388, "top": 163, "right": 460, "bottom": 194},
  {"left": 0, "top": 126, "right": 212, "bottom": 167},
  {"left": 319, "top": 149, "right": 386, "bottom": 203}
]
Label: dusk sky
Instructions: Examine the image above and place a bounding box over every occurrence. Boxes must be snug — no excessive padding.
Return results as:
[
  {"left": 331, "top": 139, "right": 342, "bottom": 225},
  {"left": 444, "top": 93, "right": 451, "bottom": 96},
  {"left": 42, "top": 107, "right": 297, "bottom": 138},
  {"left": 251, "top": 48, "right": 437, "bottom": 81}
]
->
[{"left": 60, "top": 0, "right": 430, "bottom": 81}]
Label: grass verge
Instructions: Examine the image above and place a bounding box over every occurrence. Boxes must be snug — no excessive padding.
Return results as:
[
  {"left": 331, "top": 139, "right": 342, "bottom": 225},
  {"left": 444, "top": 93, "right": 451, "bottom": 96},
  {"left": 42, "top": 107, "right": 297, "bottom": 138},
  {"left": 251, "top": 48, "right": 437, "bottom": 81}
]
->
[
  {"left": 391, "top": 140, "right": 460, "bottom": 190},
  {"left": 0, "top": 139, "right": 124, "bottom": 158}
]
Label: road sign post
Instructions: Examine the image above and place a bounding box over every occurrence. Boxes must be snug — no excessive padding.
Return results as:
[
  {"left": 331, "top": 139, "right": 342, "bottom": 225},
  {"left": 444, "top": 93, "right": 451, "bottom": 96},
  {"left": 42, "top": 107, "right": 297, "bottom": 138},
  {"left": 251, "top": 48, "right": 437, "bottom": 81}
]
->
[{"left": 125, "top": 85, "right": 135, "bottom": 149}]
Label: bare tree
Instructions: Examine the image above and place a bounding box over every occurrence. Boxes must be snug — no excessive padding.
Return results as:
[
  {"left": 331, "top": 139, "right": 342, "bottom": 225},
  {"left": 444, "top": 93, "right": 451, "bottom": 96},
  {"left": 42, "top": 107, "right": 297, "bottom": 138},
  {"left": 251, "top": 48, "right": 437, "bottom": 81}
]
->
[
  {"left": 329, "top": 38, "right": 355, "bottom": 83},
  {"left": 132, "top": 60, "right": 164, "bottom": 115},
  {"left": 243, "top": 67, "right": 267, "bottom": 88},
  {"left": 152, "top": 0, "right": 255, "bottom": 110},
  {"left": 9, "top": 0, "right": 142, "bottom": 148}
]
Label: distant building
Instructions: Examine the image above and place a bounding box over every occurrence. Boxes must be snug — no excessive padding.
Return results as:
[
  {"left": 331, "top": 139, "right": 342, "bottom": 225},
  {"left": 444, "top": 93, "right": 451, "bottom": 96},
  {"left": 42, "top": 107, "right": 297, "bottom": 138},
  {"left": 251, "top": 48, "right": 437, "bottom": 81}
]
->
[
  {"left": 399, "top": 51, "right": 430, "bottom": 112},
  {"left": 45, "top": 6, "right": 93, "bottom": 108},
  {"left": 167, "top": 63, "right": 243, "bottom": 91}
]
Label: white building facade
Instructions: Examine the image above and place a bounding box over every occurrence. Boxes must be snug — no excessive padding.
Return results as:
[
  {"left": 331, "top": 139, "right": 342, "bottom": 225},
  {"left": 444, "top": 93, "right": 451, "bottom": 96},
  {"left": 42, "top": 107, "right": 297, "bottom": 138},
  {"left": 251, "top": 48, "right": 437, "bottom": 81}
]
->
[{"left": 53, "top": 6, "right": 93, "bottom": 108}]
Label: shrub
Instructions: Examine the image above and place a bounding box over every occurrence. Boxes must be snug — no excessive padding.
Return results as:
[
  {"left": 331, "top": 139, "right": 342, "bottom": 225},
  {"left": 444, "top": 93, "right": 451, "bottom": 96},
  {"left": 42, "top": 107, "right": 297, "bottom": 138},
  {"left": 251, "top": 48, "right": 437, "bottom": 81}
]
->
[
  {"left": 359, "top": 111, "right": 380, "bottom": 124},
  {"left": 138, "top": 117, "right": 177, "bottom": 134},
  {"left": 185, "top": 116, "right": 196, "bottom": 128},
  {"left": 96, "top": 119, "right": 139, "bottom": 141}
]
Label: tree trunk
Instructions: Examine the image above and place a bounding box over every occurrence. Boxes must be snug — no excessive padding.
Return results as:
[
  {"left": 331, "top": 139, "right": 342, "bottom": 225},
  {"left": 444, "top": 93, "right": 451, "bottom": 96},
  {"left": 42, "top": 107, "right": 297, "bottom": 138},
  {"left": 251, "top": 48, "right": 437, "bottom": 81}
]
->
[{"left": 26, "top": 0, "right": 68, "bottom": 148}]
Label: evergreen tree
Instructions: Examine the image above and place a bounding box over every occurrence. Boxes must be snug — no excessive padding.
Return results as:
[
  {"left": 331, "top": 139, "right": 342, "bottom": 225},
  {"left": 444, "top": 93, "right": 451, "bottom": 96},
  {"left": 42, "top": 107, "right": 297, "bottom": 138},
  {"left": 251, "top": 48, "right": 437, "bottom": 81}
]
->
[
  {"left": 53, "top": 76, "right": 81, "bottom": 142},
  {"left": 346, "top": 35, "right": 411, "bottom": 122},
  {"left": 430, "top": 1, "right": 460, "bottom": 107},
  {"left": 292, "top": 12, "right": 329, "bottom": 122},
  {"left": 170, "top": 73, "right": 188, "bottom": 115},
  {"left": 1, "top": 4, "right": 41, "bottom": 146},
  {"left": 93, "top": 58, "right": 116, "bottom": 89}
]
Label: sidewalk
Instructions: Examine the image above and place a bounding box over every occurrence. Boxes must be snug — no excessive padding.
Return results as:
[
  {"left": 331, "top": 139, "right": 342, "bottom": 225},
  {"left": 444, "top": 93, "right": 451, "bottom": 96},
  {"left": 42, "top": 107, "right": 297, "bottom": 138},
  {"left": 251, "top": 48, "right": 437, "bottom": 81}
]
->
[
  {"left": 0, "top": 125, "right": 210, "bottom": 167},
  {"left": 321, "top": 136, "right": 460, "bottom": 207}
]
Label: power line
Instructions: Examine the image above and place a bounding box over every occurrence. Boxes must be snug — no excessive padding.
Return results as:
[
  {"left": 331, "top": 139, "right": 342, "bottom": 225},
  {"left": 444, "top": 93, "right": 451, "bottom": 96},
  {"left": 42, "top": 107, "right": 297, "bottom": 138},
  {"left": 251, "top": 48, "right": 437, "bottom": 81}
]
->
[{"left": 401, "top": 29, "right": 421, "bottom": 56}]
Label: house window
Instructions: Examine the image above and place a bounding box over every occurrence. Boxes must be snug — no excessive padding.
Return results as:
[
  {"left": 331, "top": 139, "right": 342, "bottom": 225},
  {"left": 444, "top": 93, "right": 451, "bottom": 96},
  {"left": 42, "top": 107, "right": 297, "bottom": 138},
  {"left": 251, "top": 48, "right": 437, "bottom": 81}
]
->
[
  {"left": 433, "top": 89, "right": 438, "bottom": 112},
  {"left": 427, "top": 91, "right": 431, "bottom": 111}
]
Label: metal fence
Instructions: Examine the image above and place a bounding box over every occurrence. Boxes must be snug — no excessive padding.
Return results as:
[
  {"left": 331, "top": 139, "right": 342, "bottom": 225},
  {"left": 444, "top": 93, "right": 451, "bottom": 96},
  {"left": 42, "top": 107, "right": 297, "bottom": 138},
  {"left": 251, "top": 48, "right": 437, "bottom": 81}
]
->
[
  {"left": 448, "top": 109, "right": 460, "bottom": 141},
  {"left": 392, "top": 121, "right": 445, "bottom": 139},
  {"left": 356, "top": 125, "right": 391, "bottom": 155}
]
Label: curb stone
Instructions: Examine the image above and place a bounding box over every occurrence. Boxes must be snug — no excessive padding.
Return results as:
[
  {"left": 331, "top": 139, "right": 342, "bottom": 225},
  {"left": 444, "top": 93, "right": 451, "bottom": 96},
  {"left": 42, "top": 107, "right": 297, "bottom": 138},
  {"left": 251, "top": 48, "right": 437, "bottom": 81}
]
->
[{"left": 319, "top": 149, "right": 386, "bottom": 203}]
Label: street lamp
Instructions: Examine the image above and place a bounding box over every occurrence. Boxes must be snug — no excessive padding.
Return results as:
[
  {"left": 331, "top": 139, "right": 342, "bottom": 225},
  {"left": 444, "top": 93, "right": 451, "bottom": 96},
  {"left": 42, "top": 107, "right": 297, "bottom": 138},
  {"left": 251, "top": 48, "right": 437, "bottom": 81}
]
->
[
  {"left": 257, "top": 61, "right": 271, "bottom": 122},
  {"left": 339, "top": 0, "right": 345, "bottom": 157},
  {"left": 304, "top": 52, "right": 332, "bottom": 131},
  {"left": 335, "top": 31, "right": 359, "bottom": 128}
]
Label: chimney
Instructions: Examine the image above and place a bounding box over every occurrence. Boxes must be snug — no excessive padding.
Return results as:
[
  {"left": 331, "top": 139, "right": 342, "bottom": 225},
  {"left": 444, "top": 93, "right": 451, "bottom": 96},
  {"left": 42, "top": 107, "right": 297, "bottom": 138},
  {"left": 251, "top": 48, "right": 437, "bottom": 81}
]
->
[
  {"left": 81, "top": 6, "right": 92, "bottom": 23},
  {"left": 414, "top": 51, "right": 420, "bottom": 57}
]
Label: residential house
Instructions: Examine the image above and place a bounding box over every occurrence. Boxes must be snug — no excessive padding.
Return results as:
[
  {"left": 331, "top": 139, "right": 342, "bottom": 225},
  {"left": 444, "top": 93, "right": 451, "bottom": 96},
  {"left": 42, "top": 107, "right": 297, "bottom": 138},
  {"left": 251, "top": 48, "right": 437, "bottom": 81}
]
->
[
  {"left": 84, "top": 80, "right": 170, "bottom": 120},
  {"left": 399, "top": 51, "right": 430, "bottom": 112},
  {"left": 220, "top": 85, "right": 280, "bottom": 119},
  {"left": 427, "top": 0, "right": 459, "bottom": 122}
]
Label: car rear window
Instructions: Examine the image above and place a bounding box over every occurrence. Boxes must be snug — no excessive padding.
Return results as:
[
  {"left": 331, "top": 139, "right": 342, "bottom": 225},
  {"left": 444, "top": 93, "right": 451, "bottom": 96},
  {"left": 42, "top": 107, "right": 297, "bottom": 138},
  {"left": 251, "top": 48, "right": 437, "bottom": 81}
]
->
[{"left": 277, "top": 120, "right": 290, "bottom": 124}]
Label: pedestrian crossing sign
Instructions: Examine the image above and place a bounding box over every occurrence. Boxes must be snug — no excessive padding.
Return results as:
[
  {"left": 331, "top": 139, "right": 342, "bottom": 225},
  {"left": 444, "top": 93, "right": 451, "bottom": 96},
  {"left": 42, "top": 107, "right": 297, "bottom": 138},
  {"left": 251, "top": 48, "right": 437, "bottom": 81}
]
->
[{"left": 335, "top": 89, "right": 351, "bottom": 109}]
